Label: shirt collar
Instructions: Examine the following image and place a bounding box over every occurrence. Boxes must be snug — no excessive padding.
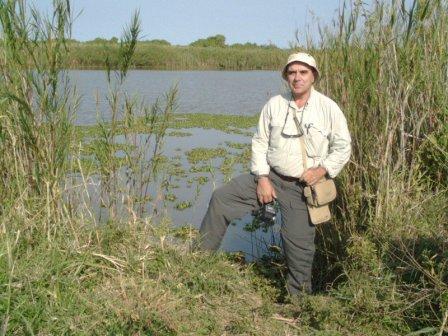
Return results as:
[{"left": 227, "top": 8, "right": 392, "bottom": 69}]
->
[
  {"left": 281, "top": 87, "right": 316, "bottom": 136},
  {"left": 286, "top": 86, "right": 316, "bottom": 111}
]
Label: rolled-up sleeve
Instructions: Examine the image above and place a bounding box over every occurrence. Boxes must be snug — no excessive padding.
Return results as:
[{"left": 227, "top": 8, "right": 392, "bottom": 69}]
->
[
  {"left": 251, "top": 103, "right": 271, "bottom": 176},
  {"left": 321, "top": 104, "right": 351, "bottom": 178}
]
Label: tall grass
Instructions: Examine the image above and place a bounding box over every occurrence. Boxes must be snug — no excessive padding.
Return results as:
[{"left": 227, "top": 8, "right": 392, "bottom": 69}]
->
[
  {"left": 0, "top": 0, "right": 73, "bottom": 199},
  {"left": 0, "top": 0, "right": 179, "bottom": 334},
  {"left": 0, "top": 0, "right": 77, "bottom": 333},
  {"left": 306, "top": 0, "right": 448, "bottom": 332},
  {"left": 78, "top": 11, "right": 178, "bottom": 223}
]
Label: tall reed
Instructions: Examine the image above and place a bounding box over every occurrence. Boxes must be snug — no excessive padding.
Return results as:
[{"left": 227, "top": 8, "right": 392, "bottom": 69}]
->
[
  {"left": 80, "top": 11, "right": 177, "bottom": 222},
  {"left": 307, "top": 0, "right": 447, "bottom": 331},
  {"left": 0, "top": 1, "right": 177, "bottom": 333},
  {"left": 0, "top": 1, "right": 76, "bottom": 333},
  {"left": 0, "top": 0, "right": 73, "bottom": 199}
]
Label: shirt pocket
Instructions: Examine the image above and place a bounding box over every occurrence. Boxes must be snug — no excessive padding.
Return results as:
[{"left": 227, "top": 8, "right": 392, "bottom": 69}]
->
[
  {"left": 269, "top": 123, "right": 283, "bottom": 149},
  {"left": 305, "top": 123, "right": 330, "bottom": 157}
]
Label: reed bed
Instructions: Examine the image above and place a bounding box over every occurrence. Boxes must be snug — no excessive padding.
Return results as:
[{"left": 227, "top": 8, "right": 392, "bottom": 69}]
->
[
  {"left": 310, "top": 0, "right": 448, "bottom": 332},
  {"left": 67, "top": 42, "right": 289, "bottom": 70},
  {"left": 0, "top": 0, "right": 447, "bottom": 334}
]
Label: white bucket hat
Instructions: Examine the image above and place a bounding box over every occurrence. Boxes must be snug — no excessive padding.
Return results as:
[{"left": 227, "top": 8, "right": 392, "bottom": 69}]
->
[{"left": 282, "top": 52, "right": 320, "bottom": 80}]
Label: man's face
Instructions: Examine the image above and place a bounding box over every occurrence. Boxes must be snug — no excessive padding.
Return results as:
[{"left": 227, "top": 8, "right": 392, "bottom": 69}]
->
[{"left": 286, "top": 62, "right": 315, "bottom": 98}]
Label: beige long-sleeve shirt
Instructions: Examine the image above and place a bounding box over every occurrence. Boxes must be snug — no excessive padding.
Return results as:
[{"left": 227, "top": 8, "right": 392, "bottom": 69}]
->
[{"left": 251, "top": 88, "right": 351, "bottom": 178}]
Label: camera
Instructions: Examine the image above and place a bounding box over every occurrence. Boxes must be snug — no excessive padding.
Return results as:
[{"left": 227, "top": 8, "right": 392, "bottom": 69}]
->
[{"left": 258, "top": 201, "right": 277, "bottom": 222}]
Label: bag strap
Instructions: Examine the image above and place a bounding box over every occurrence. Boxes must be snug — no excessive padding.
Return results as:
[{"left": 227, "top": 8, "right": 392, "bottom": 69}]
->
[
  {"left": 293, "top": 114, "right": 308, "bottom": 171},
  {"left": 299, "top": 134, "right": 308, "bottom": 171}
]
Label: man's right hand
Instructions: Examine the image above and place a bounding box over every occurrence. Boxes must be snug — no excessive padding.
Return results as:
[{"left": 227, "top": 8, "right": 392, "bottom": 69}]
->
[{"left": 256, "top": 177, "right": 277, "bottom": 204}]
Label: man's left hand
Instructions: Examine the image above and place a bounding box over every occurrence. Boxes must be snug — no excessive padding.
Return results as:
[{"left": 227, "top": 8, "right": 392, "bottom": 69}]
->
[{"left": 300, "top": 167, "right": 327, "bottom": 186}]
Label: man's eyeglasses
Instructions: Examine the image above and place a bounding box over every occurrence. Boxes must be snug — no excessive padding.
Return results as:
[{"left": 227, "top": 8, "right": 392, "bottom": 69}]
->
[{"left": 281, "top": 99, "right": 307, "bottom": 138}]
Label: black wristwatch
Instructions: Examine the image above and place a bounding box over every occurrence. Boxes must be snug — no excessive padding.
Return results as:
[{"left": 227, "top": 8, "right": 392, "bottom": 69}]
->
[{"left": 255, "top": 174, "right": 269, "bottom": 182}]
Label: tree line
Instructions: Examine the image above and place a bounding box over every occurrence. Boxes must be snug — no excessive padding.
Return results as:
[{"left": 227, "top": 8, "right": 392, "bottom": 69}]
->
[{"left": 70, "top": 34, "right": 281, "bottom": 49}]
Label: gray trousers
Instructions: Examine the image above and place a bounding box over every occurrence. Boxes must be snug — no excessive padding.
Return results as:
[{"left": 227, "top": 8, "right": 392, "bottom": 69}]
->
[{"left": 199, "top": 171, "right": 315, "bottom": 295}]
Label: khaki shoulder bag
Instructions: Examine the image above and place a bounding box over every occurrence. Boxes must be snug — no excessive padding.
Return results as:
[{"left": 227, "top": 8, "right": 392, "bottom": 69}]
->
[{"left": 299, "top": 135, "right": 337, "bottom": 225}]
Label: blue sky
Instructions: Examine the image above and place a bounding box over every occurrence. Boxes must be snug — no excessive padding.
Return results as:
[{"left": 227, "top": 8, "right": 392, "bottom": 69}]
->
[{"left": 33, "top": 0, "right": 344, "bottom": 48}]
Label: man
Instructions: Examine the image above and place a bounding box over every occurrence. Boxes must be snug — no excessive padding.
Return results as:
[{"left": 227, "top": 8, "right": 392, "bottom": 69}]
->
[{"left": 198, "top": 52, "right": 351, "bottom": 295}]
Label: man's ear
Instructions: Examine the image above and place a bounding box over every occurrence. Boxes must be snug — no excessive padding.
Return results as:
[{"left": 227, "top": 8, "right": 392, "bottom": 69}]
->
[{"left": 312, "top": 70, "right": 317, "bottom": 83}]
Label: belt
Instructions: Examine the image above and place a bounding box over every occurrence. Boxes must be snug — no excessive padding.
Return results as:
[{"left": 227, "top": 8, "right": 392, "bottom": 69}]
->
[{"left": 271, "top": 169, "right": 302, "bottom": 183}]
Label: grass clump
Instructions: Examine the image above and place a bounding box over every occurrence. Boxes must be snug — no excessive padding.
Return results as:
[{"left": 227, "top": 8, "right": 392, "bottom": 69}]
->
[
  {"left": 170, "top": 113, "right": 257, "bottom": 134},
  {"left": 164, "top": 193, "right": 177, "bottom": 202},
  {"left": 220, "top": 146, "right": 251, "bottom": 180},
  {"left": 74, "top": 112, "right": 256, "bottom": 144},
  {"left": 175, "top": 200, "right": 193, "bottom": 210},
  {"left": 166, "top": 130, "right": 192, "bottom": 137},
  {"left": 195, "top": 175, "right": 209, "bottom": 185},
  {"left": 189, "top": 164, "right": 213, "bottom": 173},
  {"left": 225, "top": 141, "right": 249, "bottom": 150},
  {"left": 186, "top": 147, "right": 228, "bottom": 164}
]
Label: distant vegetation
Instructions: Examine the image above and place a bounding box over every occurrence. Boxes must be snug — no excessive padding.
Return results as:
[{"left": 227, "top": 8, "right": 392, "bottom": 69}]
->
[
  {"left": 189, "top": 34, "right": 227, "bottom": 48},
  {"left": 66, "top": 34, "right": 288, "bottom": 70}
]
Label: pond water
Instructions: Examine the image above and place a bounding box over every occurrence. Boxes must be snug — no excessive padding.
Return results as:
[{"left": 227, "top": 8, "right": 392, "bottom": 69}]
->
[
  {"left": 69, "top": 70, "right": 286, "bottom": 259},
  {"left": 69, "top": 70, "right": 286, "bottom": 125}
]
